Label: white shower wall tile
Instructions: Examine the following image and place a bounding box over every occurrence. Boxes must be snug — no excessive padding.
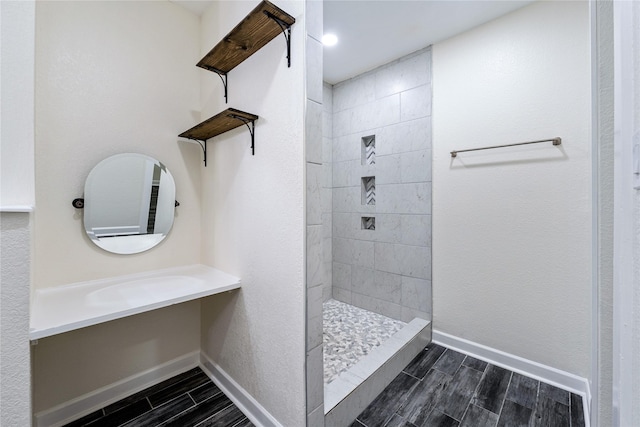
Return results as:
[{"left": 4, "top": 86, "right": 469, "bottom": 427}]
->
[
  {"left": 308, "top": 404, "right": 324, "bottom": 427},
  {"left": 332, "top": 186, "right": 359, "bottom": 213},
  {"left": 333, "top": 95, "right": 400, "bottom": 138},
  {"left": 376, "top": 154, "right": 401, "bottom": 185},
  {"left": 307, "top": 344, "right": 324, "bottom": 410},
  {"left": 332, "top": 261, "right": 352, "bottom": 291},
  {"left": 305, "top": 0, "right": 322, "bottom": 41},
  {"left": 306, "top": 163, "right": 322, "bottom": 225},
  {"left": 351, "top": 268, "right": 403, "bottom": 306},
  {"left": 374, "top": 270, "right": 403, "bottom": 304},
  {"left": 322, "top": 265, "right": 333, "bottom": 301},
  {"left": 332, "top": 213, "right": 353, "bottom": 240},
  {"left": 305, "top": 99, "right": 323, "bottom": 164},
  {"left": 377, "top": 182, "right": 431, "bottom": 214},
  {"left": 401, "top": 149, "right": 432, "bottom": 183},
  {"left": 322, "top": 214, "right": 332, "bottom": 238},
  {"left": 375, "top": 49, "right": 432, "bottom": 99},
  {"left": 323, "top": 299, "right": 405, "bottom": 384},
  {"left": 401, "top": 276, "right": 431, "bottom": 312},
  {"left": 372, "top": 214, "right": 402, "bottom": 244},
  {"left": 376, "top": 117, "right": 432, "bottom": 156},
  {"left": 322, "top": 136, "right": 332, "bottom": 163},
  {"left": 323, "top": 82, "right": 333, "bottom": 113},
  {"left": 352, "top": 239, "right": 375, "bottom": 269},
  {"left": 308, "top": 312, "right": 323, "bottom": 350},
  {"left": 306, "top": 36, "right": 323, "bottom": 103},
  {"left": 350, "top": 267, "right": 375, "bottom": 296},
  {"left": 333, "top": 287, "right": 351, "bottom": 304},
  {"left": 401, "top": 84, "right": 432, "bottom": 122},
  {"left": 333, "top": 72, "right": 376, "bottom": 113},
  {"left": 401, "top": 307, "right": 430, "bottom": 324},
  {"left": 400, "top": 214, "right": 431, "bottom": 247},
  {"left": 328, "top": 47, "right": 432, "bottom": 326},
  {"left": 351, "top": 293, "right": 402, "bottom": 321},
  {"left": 307, "top": 225, "right": 323, "bottom": 287},
  {"left": 322, "top": 163, "right": 332, "bottom": 189},
  {"left": 332, "top": 160, "right": 358, "bottom": 188},
  {"left": 321, "top": 188, "right": 332, "bottom": 213},
  {"left": 374, "top": 242, "right": 431, "bottom": 280},
  {"left": 333, "top": 133, "right": 362, "bottom": 162}
]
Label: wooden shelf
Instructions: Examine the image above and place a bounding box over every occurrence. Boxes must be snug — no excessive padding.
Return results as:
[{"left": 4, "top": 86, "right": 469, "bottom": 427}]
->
[
  {"left": 179, "top": 108, "right": 259, "bottom": 164},
  {"left": 197, "top": 0, "right": 295, "bottom": 102}
]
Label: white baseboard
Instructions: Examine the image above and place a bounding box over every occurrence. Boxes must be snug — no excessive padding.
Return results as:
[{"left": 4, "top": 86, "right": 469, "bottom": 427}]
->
[
  {"left": 34, "top": 351, "right": 200, "bottom": 427},
  {"left": 199, "top": 352, "right": 283, "bottom": 427},
  {"left": 433, "top": 330, "right": 591, "bottom": 425}
]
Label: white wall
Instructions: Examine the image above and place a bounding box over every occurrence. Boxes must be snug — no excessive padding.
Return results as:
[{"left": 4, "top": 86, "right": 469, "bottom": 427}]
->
[
  {"left": 634, "top": 1, "right": 640, "bottom": 422},
  {"left": 1, "top": 0, "right": 35, "bottom": 208},
  {"left": 0, "top": 2, "right": 34, "bottom": 425},
  {"left": 32, "top": 301, "right": 200, "bottom": 413},
  {"left": 32, "top": 0, "right": 203, "bottom": 412},
  {"left": 198, "top": 1, "right": 306, "bottom": 426},
  {"left": 433, "top": 0, "right": 592, "bottom": 378},
  {"left": 34, "top": 1, "right": 202, "bottom": 289},
  {"left": 1, "top": 213, "right": 32, "bottom": 426}
]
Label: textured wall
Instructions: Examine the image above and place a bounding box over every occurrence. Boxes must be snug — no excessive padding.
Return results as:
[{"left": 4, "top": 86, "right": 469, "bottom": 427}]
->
[
  {"left": 32, "top": 0, "right": 203, "bottom": 412},
  {"left": 0, "top": 0, "right": 35, "bottom": 207},
  {"left": 0, "top": 2, "right": 35, "bottom": 425},
  {"left": 331, "top": 48, "right": 433, "bottom": 323},
  {"left": 198, "top": 1, "right": 306, "bottom": 426},
  {"left": 32, "top": 301, "right": 200, "bottom": 412},
  {"left": 34, "top": 1, "right": 202, "bottom": 289},
  {"left": 432, "top": 1, "right": 592, "bottom": 378},
  {"left": 0, "top": 213, "right": 32, "bottom": 426},
  {"left": 595, "top": 1, "right": 614, "bottom": 424},
  {"left": 633, "top": 2, "right": 640, "bottom": 425}
]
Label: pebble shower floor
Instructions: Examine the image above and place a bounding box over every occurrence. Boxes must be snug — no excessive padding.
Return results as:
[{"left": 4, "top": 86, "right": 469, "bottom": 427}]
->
[{"left": 323, "top": 299, "right": 405, "bottom": 384}]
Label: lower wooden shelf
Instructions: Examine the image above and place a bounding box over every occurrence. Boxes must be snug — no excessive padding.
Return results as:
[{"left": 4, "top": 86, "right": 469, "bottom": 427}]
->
[{"left": 179, "top": 108, "right": 259, "bottom": 164}]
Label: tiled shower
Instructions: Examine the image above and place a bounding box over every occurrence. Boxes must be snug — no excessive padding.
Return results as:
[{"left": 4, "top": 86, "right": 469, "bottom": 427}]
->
[{"left": 320, "top": 46, "right": 433, "bottom": 399}]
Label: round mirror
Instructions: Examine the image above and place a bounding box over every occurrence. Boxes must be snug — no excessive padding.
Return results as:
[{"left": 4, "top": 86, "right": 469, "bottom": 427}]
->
[{"left": 83, "top": 153, "right": 176, "bottom": 254}]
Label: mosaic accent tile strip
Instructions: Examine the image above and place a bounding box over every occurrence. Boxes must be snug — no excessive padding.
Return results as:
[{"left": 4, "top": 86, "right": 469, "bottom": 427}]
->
[
  {"left": 323, "top": 299, "right": 405, "bottom": 384},
  {"left": 362, "top": 177, "right": 375, "bottom": 205},
  {"left": 362, "top": 135, "right": 375, "bottom": 165}
]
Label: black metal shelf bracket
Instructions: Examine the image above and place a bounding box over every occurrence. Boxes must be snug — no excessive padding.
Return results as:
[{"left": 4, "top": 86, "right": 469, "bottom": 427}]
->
[
  {"left": 187, "top": 138, "right": 208, "bottom": 166},
  {"left": 264, "top": 11, "right": 292, "bottom": 68},
  {"left": 228, "top": 114, "right": 257, "bottom": 155},
  {"left": 201, "top": 66, "right": 229, "bottom": 104}
]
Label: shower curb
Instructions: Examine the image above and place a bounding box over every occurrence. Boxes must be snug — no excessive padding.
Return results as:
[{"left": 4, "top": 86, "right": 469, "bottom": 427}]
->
[{"left": 324, "top": 318, "right": 431, "bottom": 427}]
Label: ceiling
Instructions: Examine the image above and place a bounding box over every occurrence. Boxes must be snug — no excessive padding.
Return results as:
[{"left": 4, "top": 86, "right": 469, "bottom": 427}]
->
[
  {"left": 323, "top": 0, "right": 534, "bottom": 84},
  {"left": 171, "top": 0, "right": 534, "bottom": 85}
]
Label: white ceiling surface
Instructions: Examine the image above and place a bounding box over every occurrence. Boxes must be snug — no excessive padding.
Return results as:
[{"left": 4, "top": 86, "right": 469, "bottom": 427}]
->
[
  {"left": 170, "top": 0, "right": 534, "bottom": 85},
  {"left": 323, "top": 0, "right": 533, "bottom": 84}
]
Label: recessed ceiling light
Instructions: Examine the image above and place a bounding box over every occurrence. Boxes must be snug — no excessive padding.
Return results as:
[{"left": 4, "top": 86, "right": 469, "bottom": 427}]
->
[{"left": 322, "top": 33, "right": 338, "bottom": 47}]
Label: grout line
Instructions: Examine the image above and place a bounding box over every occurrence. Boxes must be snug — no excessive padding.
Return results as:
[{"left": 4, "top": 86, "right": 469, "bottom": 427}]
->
[
  {"left": 400, "top": 370, "right": 423, "bottom": 381},
  {"left": 192, "top": 402, "right": 235, "bottom": 427},
  {"left": 494, "top": 371, "right": 514, "bottom": 424}
]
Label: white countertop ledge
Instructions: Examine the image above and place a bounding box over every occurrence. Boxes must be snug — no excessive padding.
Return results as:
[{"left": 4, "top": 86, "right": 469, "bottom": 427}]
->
[{"left": 30, "top": 264, "right": 241, "bottom": 340}]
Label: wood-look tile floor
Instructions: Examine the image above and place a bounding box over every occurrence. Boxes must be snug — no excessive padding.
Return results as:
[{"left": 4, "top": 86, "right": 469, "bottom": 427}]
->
[
  {"left": 351, "top": 343, "right": 586, "bottom": 427},
  {"left": 63, "top": 344, "right": 586, "bottom": 427},
  {"left": 62, "top": 367, "right": 253, "bottom": 427}
]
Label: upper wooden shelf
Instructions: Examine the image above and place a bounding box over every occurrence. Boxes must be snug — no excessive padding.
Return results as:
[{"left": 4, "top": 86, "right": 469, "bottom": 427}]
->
[
  {"left": 197, "top": 0, "right": 295, "bottom": 102},
  {"left": 179, "top": 108, "right": 259, "bottom": 164}
]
